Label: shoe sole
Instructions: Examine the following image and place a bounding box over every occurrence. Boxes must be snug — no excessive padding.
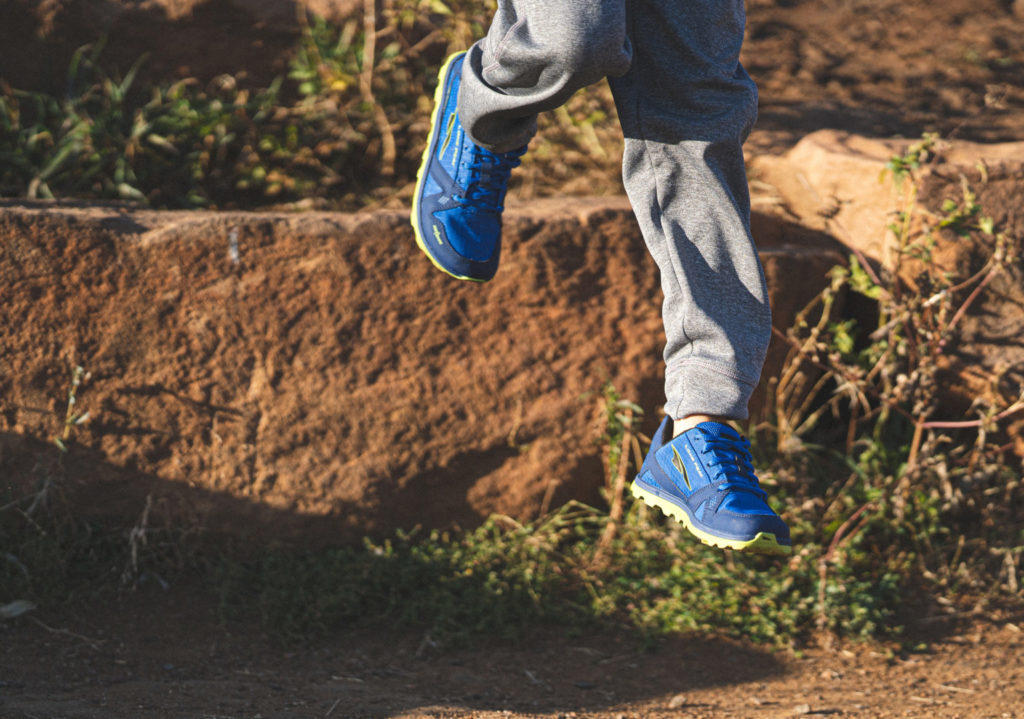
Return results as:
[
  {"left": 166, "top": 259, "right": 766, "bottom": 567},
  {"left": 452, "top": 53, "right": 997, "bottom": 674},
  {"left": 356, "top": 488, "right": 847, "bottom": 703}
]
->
[
  {"left": 410, "top": 52, "right": 485, "bottom": 283},
  {"left": 630, "top": 479, "right": 792, "bottom": 556}
]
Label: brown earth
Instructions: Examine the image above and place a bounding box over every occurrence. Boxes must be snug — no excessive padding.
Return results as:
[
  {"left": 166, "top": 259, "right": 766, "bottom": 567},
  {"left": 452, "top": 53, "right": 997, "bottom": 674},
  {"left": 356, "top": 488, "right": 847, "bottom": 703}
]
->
[
  {"left": 0, "top": 198, "right": 842, "bottom": 542},
  {"left": 2, "top": 586, "right": 1024, "bottom": 718},
  {"left": 743, "top": 0, "right": 1024, "bottom": 153},
  {"left": 1, "top": 0, "right": 1023, "bottom": 154}
]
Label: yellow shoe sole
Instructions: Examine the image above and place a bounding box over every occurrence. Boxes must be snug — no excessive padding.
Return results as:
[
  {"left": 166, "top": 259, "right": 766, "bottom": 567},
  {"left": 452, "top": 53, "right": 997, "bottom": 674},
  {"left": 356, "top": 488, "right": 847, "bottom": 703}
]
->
[{"left": 630, "top": 481, "right": 792, "bottom": 556}]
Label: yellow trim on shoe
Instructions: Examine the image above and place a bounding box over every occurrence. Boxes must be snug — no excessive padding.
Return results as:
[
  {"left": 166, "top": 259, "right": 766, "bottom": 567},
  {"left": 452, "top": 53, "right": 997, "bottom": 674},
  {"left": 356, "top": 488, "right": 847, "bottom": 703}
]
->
[
  {"left": 630, "top": 481, "right": 792, "bottom": 556},
  {"left": 410, "top": 52, "right": 486, "bottom": 283}
]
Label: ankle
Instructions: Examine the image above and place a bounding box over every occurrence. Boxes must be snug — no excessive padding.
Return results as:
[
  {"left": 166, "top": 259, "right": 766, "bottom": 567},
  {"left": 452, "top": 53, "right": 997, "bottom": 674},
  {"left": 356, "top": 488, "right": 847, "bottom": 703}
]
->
[{"left": 673, "top": 414, "right": 732, "bottom": 437}]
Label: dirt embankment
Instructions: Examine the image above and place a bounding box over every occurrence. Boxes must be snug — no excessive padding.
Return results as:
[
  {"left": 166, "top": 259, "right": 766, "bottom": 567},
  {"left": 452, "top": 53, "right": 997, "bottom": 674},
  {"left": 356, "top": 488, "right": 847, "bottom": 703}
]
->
[{"left": 0, "top": 198, "right": 842, "bottom": 542}]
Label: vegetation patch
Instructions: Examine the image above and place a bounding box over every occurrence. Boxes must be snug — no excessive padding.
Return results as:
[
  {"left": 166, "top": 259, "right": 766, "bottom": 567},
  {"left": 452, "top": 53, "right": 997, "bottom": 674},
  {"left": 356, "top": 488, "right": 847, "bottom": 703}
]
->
[{"left": 0, "top": 2, "right": 623, "bottom": 210}]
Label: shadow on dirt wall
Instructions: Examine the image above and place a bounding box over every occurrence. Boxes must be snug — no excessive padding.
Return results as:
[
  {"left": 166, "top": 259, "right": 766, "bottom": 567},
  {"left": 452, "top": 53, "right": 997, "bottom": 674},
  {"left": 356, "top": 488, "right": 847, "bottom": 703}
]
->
[
  {"left": 0, "top": 200, "right": 852, "bottom": 548},
  {"left": 0, "top": 430, "right": 515, "bottom": 549}
]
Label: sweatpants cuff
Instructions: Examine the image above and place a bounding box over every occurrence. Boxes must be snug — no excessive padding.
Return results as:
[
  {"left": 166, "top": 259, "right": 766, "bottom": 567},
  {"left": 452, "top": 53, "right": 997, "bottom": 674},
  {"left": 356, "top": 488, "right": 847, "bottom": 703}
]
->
[{"left": 665, "top": 358, "right": 758, "bottom": 421}]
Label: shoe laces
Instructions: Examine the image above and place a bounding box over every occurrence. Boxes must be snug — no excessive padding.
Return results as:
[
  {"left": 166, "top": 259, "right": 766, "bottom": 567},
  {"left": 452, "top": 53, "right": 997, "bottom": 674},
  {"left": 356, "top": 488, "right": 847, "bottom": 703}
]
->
[
  {"left": 699, "top": 430, "right": 765, "bottom": 498},
  {"left": 461, "top": 144, "right": 526, "bottom": 211}
]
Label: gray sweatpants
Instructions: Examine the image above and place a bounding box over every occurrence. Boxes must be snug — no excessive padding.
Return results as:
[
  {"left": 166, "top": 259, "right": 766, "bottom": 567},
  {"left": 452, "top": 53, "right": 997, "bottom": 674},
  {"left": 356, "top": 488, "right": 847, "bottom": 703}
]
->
[{"left": 458, "top": 0, "right": 771, "bottom": 421}]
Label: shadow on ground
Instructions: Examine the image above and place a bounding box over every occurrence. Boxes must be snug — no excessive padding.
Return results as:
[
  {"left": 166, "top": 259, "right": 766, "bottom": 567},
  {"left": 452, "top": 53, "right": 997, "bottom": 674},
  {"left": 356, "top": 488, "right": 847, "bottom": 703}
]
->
[{"left": 1, "top": 586, "right": 789, "bottom": 719}]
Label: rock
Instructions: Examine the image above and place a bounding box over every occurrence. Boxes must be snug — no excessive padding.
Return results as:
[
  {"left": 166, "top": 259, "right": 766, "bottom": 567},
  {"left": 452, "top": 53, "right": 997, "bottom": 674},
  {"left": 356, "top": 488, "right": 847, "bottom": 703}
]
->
[
  {"left": 0, "top": 198, "right": 839, "bottom": 542},
  {"left": 750, "top": 131, "right": 908, "bottom": 267},
  {"left": 750, "top": 130, "right": 1024, "bottom": 274},
  {"left": 751, "top": 130, "right": 1024, "bottom": 425},
  {"left": 667, "top": 693, "right": 688, "bottom": 708}
]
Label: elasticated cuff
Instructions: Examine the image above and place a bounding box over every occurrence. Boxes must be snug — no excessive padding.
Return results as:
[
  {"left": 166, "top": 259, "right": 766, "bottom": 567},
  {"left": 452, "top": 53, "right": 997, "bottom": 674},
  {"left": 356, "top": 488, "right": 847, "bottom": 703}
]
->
[{"left": 664, "top": 357, "right": 759, "bottom": 421}]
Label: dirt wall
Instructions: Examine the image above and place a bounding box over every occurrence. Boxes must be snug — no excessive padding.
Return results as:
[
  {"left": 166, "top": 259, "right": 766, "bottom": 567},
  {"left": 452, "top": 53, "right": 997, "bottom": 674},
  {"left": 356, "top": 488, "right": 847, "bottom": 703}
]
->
[{"left": 0, "top": 198, "right": 842, "bottom": 543}]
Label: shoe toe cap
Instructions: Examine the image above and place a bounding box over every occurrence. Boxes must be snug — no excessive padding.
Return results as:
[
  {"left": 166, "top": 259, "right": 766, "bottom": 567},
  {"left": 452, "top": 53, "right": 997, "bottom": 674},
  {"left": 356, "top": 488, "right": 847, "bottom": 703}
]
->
[
  {"left": 714, "top": 509, "right": 791, "bottom": 543},
  {"left": 435, "top": 206, "right": 501, "bottom": 263}
]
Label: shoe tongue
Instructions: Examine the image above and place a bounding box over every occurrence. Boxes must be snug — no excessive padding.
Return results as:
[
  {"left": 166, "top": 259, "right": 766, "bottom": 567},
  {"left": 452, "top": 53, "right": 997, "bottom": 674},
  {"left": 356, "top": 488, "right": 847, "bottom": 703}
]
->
[
  {"left": 504, "top": 144, "right": 528, "bottom": 160},
  {"left": 695, "top": 421, "right": 740, "bottom": 440}
]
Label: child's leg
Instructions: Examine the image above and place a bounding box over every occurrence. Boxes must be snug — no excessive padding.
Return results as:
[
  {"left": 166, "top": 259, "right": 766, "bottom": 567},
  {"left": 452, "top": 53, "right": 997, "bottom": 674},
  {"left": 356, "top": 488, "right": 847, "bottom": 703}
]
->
[
  {"left": 609, "top": 0, "right": 770, "bottom": 424},
  {"left": 415, "top": 0, "right": 788, "bottom": 553},
  {"left": 613, "top": 1, "right": 789, "bottom": 555},
  {"left": 457, "top": 0, "right": 633, "bottom": 153}
]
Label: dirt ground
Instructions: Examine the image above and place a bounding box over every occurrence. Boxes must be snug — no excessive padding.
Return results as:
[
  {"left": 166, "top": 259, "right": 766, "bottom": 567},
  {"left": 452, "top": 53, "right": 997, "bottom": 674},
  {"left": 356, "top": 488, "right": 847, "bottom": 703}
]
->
[
  {"left": 3, "top": 0, "right": 1024, "bottom": 717},
  {"left": 2, "top": 585, "right": 1024, "bottom": 719},
  {"left": 743, "top": 0, "right": 1024, "bottom": 154},
  {"left": 2, "top": 0, "right": 1023, "bottom": 157}
]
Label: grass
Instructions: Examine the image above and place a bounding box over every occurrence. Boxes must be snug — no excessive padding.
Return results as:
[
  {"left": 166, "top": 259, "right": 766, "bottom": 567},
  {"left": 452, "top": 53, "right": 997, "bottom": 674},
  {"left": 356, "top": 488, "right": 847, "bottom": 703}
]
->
[
  {"left": 2, "top": 351, "right": 1021, "bottom": 651},
  {"left": 1, "top": 427, "right": 1012, "bottom": 650}
]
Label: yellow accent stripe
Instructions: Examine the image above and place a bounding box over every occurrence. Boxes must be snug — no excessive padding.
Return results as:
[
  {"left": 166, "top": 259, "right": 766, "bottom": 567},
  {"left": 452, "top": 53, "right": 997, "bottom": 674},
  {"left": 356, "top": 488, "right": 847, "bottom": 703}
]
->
[
  {"left": 439, "top": 111, "right": 457, "bottom": 157},
  {"left": 630, "top": 482, "right": 792, "bottom": 556},
  {"left": 671, "top": 447, "right": 692, "bottom": 490},
  {"left": 409, "top": 52, "right": 485, "bottom": 283}
]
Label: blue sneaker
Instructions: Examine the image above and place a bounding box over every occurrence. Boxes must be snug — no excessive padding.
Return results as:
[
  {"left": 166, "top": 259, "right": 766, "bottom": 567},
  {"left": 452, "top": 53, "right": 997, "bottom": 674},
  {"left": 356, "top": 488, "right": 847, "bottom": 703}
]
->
[
  {"left": 411, "top": 52, "right": 527, "bottom": 282},
  {"left": 630, "top": 416, "right": 791, "bottom": 555}
]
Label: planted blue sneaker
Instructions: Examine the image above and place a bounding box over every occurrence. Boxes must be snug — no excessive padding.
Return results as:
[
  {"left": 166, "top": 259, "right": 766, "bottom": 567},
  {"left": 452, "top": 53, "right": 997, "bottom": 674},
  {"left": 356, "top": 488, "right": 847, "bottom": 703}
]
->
[
  {"left": 411, "top": 52, "right": 527, "bottom": 282},
  {"left": 631, "top": 416, "right": 791, "bottom": 555}
]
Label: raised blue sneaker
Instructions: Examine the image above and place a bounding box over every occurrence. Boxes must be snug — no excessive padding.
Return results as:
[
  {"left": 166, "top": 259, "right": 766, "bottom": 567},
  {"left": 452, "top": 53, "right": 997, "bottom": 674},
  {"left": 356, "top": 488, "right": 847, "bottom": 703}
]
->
[
  {"left": 631, "top": 416, "right": 791, "bottom": 555},
  {"left": 411, "top": 52, "right": 527, "bottom": 282}
]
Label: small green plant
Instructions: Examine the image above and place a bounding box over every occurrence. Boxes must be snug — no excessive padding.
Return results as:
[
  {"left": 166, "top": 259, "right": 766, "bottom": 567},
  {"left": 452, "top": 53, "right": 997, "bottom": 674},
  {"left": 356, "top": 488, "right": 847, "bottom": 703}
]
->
[
  {"left": 882, "top": 132, "right": 938, "bottom": 186},
  {"left": 0, "top": 365, "right": 93, "bottom": 518},
  {"left": 54, "top": 365, "right": 91, "bottom": 455},
  {"left": 0, "top": 42, "right": 298, "bottom": 206},
  {"left": 209, "top": 384, "right": 901, "bottom": 647}
]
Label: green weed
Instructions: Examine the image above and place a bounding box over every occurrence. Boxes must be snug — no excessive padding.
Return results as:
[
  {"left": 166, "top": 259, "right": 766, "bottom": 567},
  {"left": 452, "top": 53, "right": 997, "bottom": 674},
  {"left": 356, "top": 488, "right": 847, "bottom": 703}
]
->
[{"left": 0, "top": 41, "right": 302, "bottom": 207}]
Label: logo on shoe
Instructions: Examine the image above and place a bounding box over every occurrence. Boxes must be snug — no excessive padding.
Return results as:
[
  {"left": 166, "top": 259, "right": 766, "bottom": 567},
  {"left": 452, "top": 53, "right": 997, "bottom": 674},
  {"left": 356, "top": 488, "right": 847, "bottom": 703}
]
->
[
  {"left": 451, "top": 128, "right": 464, "bottom": 170},
  {"left": 440, "top": 112, "right": 457, "bottom": 157},
  {"left": 432, "top": 224, "right": 444, "bottom": 245},
  {"left": 671, "top": 446, "right": 692, "bottom": 491}
]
